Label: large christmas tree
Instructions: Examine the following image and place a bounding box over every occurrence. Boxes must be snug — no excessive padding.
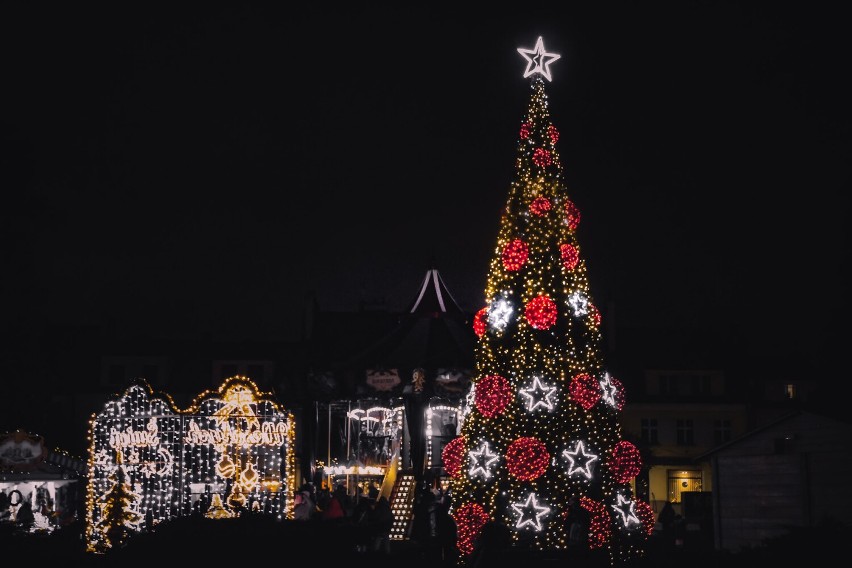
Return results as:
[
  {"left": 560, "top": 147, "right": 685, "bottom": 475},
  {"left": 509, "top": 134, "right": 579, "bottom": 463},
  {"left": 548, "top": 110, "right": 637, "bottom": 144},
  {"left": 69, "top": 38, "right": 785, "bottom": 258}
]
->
[{"left": 446, "top": 36, "right": 651, "bottom": 565}]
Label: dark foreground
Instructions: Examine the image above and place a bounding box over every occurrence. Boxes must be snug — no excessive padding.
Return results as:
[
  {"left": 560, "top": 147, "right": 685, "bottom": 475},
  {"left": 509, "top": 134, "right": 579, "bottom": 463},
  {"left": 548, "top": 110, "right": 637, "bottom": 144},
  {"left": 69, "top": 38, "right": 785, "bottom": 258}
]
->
[{"left": 1, "top": 516, "right": 846, "bottom": 567}]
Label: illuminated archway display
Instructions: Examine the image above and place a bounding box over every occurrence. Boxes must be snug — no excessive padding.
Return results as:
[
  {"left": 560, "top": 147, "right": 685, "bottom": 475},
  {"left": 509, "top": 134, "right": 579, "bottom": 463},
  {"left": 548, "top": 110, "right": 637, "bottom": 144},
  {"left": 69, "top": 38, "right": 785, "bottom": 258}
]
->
[{"left": 85, "top": 376, "right": 295, "bottom": 552}]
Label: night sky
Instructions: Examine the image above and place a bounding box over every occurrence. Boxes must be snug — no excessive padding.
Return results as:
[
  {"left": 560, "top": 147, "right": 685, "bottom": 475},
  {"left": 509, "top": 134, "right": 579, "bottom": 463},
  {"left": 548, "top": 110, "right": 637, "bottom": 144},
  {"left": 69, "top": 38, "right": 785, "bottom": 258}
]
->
[{"left": 2, "top": 5, "right": 849, "bottom": 380}]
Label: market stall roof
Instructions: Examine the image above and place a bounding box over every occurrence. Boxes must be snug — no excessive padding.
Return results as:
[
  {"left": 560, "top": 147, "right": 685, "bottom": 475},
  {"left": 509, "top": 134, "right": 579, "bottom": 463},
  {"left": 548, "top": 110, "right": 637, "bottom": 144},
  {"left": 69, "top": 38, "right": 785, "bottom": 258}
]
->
[{"left": 342, "top": 262, "right": 476, "bottom": 372}]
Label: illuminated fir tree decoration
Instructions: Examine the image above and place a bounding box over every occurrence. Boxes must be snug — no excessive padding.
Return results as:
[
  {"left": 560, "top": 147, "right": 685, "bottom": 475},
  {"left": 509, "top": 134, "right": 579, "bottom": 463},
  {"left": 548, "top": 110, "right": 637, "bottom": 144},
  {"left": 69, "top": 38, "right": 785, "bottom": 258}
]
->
[
  {"left": 94, "top": 451, "right": 143, "bottom": 552},
  {"left": 451, "top": 36, "right": 648, "bottom": 565}
]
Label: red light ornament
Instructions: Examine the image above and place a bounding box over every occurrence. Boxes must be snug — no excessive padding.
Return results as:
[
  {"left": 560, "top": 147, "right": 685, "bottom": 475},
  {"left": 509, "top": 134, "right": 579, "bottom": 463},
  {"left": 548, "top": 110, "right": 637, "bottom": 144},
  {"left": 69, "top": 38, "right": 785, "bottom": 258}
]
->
[
  {"left": 530, "top": 197, "right": 551, "bottom": 217},
  {"left": 475, "top": 374, "right": 513, "bottom": 418},
  {"left": 502, "top": 239, "right": 529, "bottom": 272},
  {"left": 569, "top": 373, "right": 601, "bottom": 410},
  {"left": 473, "top": 307, "right": 488, "bottom": 337},
  {"left": 442, "top": 436, "right": 466, "bottom": 478},
  {"left": 453, "top": 502, "right": 490, "bottom": 556},
  {"left": 506, "top": 437, "right": 550, "bottom": 481},
  {"left": 564, "top": 200, "right": 580, "bottom": 231},
  {"left": 560, "top": 243, "right": 579, "bottom": 271},
  {"left": 532, "top": 147, "right": 552, "bottom": 167},
  {"left": 525, "top": 295, "right": 558, "bottom": 330},
  {"left": 608, "top": 440, "right": 642, "bottom": 483}
]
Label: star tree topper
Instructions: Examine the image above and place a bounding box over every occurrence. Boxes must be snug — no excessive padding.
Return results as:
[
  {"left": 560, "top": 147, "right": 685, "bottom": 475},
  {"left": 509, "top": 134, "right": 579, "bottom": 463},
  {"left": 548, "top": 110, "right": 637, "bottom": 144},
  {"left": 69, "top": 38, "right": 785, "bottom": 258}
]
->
[{"left": 517, "top": 36, "right": 561, "bottom": 82}]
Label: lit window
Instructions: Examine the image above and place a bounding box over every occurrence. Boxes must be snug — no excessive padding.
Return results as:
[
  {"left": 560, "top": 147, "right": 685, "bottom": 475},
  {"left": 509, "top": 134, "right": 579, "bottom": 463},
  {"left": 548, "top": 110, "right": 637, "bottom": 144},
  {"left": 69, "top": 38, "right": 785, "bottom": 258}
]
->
[{"left": 785, "top": 384, "right": 796, "bottom": 399}]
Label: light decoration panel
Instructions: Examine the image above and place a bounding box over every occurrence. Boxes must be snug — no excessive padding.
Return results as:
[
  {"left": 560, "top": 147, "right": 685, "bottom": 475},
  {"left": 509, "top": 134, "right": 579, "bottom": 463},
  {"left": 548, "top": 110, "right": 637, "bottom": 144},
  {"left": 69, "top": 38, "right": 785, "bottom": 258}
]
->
[{"left": 84, "top": 376, "right": 295, "bottom": 553}]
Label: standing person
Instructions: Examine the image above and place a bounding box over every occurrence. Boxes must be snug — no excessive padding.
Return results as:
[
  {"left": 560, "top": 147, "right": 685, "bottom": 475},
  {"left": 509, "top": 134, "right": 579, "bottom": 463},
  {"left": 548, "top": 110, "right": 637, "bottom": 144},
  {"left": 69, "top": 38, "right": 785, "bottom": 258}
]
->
[
  {"left": 658, "top": 501, "right": 676, "bottom": 546},
  {"left": 369, "top": 495, "right": 394, "bottom": 554},
  {"left": 293, "top": 490, "right": 315, "bottom": 520}
]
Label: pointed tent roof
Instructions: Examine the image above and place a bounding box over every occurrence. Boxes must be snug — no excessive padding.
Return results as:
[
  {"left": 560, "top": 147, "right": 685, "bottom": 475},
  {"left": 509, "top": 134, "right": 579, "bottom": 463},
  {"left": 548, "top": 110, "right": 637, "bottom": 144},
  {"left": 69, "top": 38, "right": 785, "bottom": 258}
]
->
[
  {"left": 342, "top": 262, "right": 476, "bottom": 371},
  {"left": 406, "top": 264, "right": 466, "bottom": 318}
]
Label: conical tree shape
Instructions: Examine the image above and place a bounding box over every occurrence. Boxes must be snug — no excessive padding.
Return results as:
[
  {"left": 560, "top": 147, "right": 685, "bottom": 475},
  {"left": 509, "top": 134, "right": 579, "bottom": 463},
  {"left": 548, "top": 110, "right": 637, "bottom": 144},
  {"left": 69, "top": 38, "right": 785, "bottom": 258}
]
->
[
  {"left": 448, "top": 38, "right": 651, "bottom": 566},
  {"left": 94, "top": 458, "right": 144, "bottom": 552}
]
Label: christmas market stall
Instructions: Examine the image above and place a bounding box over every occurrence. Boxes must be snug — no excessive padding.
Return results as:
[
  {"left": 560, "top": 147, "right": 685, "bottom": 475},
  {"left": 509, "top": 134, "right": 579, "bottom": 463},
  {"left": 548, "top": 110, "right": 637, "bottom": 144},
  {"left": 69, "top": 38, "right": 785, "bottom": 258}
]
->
[
  {"left": 0, "top": 429, "right": 86, "bottom": 533},
  {"left": 84, "top": 376, "right": 295, "bottom": 553}
]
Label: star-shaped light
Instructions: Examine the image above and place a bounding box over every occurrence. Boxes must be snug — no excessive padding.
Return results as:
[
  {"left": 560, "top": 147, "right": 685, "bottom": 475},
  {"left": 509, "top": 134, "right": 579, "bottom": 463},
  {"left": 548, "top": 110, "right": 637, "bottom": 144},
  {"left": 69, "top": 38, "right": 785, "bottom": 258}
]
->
[
  {"left": 468, "top": 440, "right": 500, "bottom": 480},
  {"left": 512, "top": 492, "right": 551, "bottom": 531},
  {"left": 611, "top": 493, "right": 641, "bottom": 527},
  {"left": 519, "top": 376, "right": 558, "bottom": 412},
  {"left": 567, "top": 291, "right": 589, "bottom": 317},
  {"left": 488, "top": 295, "right": 514, "bottom": 331},
  {"left": 599, "top": 372, "right": 618, "bottom": 408},
  {"left": 562, "top": 440, "right": 598, "bottom": 479},
  {"left": 517, "top": 36, "right": 561, "bottom": 82}
]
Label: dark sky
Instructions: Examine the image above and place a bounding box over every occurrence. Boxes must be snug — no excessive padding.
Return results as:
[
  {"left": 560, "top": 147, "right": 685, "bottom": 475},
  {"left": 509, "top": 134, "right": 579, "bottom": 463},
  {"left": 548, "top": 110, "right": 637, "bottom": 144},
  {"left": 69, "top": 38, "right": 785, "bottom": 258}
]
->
[{"left": 2, "top": 5, "right": 849, "bottom": 375}]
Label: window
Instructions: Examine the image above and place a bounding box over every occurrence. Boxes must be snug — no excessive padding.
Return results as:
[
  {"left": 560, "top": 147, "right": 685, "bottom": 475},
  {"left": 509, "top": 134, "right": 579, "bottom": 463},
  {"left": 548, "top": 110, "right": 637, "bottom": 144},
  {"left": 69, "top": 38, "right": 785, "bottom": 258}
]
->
[
  {"left": 785, "top": 383, "right": 796, "bottom": 399},
  {"left": 640, "top": 418, "right": 658, "bottom": 444},
  {"left": 689, "top": 375, "right": 711, "bottom": 396},
  {"left": 659, "top": 376, "right": 673, "bottom": 395},
  {"left": 666, "top": 469, "right": 703, "bottom": 503},
  {"left": 220, "top": 364, "right": 238, "bottom": 379},
  {"left": 675, "top": 419, "right": 694, "bottom": 445},
  {"left": 713, "top": 419, "right": 732, "bottom": 444}
]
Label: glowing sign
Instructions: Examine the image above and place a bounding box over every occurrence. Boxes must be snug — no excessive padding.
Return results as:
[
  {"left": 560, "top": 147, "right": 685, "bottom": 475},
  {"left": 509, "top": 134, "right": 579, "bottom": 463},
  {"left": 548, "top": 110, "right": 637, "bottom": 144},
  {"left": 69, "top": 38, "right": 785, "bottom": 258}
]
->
[{"left": 85, "top": 377, "right": 295, "bottom": 553}]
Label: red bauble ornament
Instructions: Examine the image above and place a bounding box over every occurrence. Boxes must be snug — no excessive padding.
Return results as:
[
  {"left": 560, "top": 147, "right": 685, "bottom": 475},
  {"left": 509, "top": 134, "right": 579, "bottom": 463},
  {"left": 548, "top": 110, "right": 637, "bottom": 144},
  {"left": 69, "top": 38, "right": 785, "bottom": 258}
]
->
[
  {"left": 589, "top": 303, "right": 601, "bottom": 327},
  {"left": 533, "top": 147, "right": 552, "bottom": 167},
  {"left": 473, "top": 307, "right": 488, "bottom": 338},
  {"left": 525, "top": 295, "right": 558, "bottom": 330},
  {"left": 519, "top": 122, "right": 531, "bottom": 140},
  {"left": 635, "top": 499, "right": 655, "bottom": 536},
  {"left": 570, "top": 373, "right": 601, "bottom": 410},
  {"left": 530, "top": 196, "right": 552, "bottom": 217},
  {"left": 453, "top": 503, "right": 490, "bottom": 556},
  {"left": 565, "top": 200, "right": 581, "bottom": 231},
  {"left": 560, "top": 243, "right": 579, "bottom": 271},
  {"left": 502, "top": 238, "right": 529, "bottom": 272},
  {"left": 442, "top": 436, "right": 466, "bottom": 478},
  {"left": 547, "top": 124, "right": 559, "bottom": 143},
  {"left": 506, "top": 437, "right": 550, "bottom": 481},
  {"left": 475, "top": 375, "right": 513, "bottom": 418},
  {"left": 581, "top": 497, "right": 611, "bottom": 549},
  {"left": 608, "top": 441, "right": 642, "bottom": 483}
]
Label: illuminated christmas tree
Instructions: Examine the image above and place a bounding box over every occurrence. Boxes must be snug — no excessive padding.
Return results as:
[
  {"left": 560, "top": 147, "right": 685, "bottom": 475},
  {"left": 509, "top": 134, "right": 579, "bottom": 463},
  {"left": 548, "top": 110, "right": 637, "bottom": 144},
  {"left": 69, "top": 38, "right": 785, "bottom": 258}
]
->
[
  {"left": 93, "top": 452, "right": 144, "bottom": 552},
  {"left": 447, "top": 36, "right": 652, "bottom": 565}
]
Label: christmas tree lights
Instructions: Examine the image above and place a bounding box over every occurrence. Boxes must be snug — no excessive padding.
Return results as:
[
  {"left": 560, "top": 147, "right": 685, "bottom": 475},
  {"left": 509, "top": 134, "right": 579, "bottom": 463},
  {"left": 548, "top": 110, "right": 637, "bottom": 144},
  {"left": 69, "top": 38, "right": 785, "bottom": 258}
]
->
[{"left": 450, "top": 36, "right": 649, "bottom": 565}]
